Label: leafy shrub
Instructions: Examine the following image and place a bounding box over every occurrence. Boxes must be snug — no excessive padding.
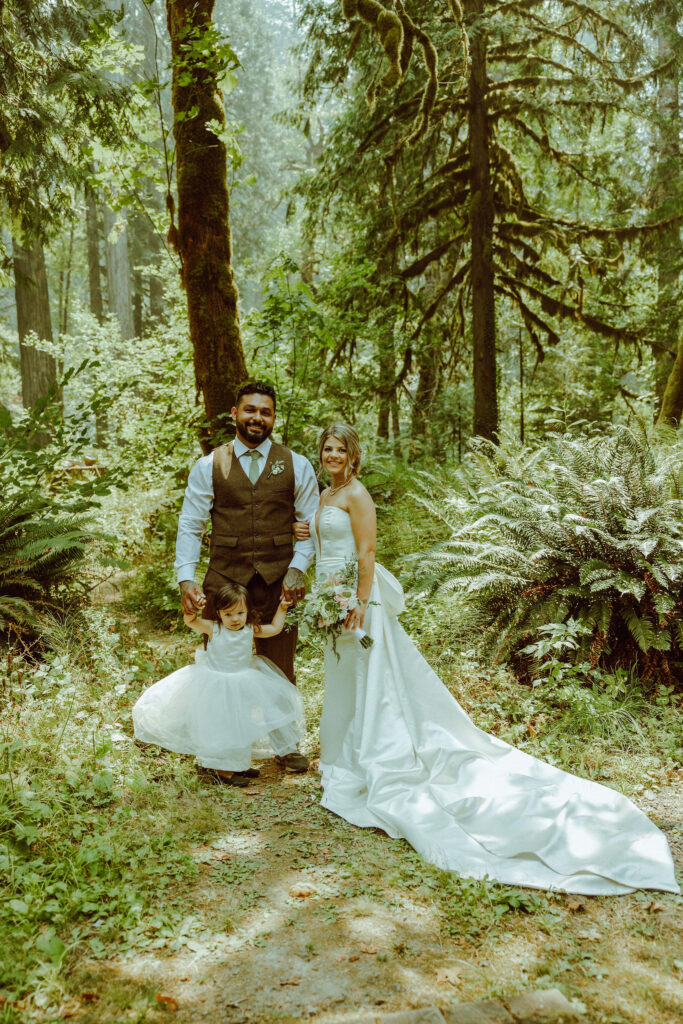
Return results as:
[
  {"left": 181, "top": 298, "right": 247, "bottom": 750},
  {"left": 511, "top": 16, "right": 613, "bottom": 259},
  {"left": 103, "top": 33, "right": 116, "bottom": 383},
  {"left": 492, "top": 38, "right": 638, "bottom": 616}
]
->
[{"left": 411, "top": 428, "right": 683, "bottom": 686}]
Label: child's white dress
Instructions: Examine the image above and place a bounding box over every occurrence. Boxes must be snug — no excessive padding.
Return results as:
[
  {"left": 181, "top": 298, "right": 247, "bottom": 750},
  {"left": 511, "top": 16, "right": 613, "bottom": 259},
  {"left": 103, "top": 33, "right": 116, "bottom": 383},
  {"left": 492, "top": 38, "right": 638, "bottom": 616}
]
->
[{"left": 132, "top": 624, "right": 304, "bottom": 772}]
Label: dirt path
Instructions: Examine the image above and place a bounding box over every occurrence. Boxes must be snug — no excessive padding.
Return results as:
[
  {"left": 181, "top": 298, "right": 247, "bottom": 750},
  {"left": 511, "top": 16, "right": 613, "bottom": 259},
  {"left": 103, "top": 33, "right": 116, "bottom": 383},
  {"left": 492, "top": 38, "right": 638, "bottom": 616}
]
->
[{"left": 69, "top": 753, "right": 681, "bottom": 1024}]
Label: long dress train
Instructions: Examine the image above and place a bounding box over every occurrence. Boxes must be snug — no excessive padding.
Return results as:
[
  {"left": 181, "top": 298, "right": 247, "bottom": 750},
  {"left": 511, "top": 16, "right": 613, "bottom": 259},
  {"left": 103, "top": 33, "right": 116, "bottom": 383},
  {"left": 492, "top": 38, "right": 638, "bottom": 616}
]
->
[{"left": 313, "top": 506, "right": 679, "bottom": 895}]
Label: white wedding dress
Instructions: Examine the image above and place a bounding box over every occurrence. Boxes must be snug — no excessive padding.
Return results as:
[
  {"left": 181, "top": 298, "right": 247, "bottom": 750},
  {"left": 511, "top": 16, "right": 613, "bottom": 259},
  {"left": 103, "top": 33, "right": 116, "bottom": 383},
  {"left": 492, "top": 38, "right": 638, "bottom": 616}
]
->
[{"left": 312, "top": 505, "right": 679, "bottom": 895}]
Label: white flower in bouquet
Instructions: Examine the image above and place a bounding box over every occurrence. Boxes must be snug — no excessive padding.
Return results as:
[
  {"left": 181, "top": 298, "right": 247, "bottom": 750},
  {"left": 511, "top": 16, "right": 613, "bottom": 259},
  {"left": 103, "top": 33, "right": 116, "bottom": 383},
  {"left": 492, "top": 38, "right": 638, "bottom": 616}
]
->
[{"left": 289, "top": 559, "right": 373, "bottom": 654}]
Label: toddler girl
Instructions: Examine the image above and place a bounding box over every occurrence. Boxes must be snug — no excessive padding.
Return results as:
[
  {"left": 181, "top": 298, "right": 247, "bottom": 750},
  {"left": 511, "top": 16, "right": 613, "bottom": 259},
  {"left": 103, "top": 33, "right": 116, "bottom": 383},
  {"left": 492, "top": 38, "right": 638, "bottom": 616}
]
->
[{"left": 132, "top": 582, "right": 304, "bottom": 787}]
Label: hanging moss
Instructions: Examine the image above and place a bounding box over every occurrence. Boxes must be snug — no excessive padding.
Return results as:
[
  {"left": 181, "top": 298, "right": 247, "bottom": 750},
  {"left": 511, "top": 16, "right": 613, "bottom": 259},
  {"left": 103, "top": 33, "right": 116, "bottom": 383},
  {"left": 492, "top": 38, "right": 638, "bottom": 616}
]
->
[{"left": 343, "top": 0, "right": 404, "bottom": 90}]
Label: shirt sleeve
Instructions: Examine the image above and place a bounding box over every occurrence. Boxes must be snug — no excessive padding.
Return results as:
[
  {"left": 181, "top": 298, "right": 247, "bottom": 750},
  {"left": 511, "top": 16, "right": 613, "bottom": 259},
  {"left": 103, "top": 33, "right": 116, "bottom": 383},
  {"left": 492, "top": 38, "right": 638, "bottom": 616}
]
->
[
  {"left": 175, "top": 454, "right": 214, "bottom": 583},
  {"left": 290, "top": 453, "right": 319, "bottom": 573}
]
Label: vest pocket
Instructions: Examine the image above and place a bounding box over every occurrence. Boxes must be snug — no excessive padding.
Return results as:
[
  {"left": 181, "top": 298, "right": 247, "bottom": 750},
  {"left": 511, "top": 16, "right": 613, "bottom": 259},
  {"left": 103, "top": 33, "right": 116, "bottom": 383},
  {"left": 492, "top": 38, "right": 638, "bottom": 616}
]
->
[
  {"left": 213, "top": 536, "right": 238, "bottom": 548},
  {"left": 272, "top": 533, "right": 292, "bottom": 546}
]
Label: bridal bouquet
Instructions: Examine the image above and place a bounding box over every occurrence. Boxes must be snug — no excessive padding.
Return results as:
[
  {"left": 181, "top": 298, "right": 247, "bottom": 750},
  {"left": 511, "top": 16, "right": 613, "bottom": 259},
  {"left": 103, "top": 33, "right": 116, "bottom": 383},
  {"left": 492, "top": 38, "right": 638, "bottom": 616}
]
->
[{"left": 290, "top": 559, "right": 373, "bottom": 654}]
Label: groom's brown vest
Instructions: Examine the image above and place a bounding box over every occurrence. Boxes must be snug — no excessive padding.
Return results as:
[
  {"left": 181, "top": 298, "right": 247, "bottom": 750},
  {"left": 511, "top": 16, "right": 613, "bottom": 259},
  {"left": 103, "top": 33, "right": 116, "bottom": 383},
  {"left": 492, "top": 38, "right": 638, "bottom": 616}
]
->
[{"left": 203, "top": 441, "right": 295, "bottom": 592}]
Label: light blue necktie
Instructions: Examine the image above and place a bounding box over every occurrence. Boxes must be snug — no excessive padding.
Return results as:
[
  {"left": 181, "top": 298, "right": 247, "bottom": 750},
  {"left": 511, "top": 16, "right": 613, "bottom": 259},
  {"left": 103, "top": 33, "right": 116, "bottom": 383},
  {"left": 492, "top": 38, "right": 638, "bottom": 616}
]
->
[{"left": 247, "top": 450, "right": 261, "bottom": 484}]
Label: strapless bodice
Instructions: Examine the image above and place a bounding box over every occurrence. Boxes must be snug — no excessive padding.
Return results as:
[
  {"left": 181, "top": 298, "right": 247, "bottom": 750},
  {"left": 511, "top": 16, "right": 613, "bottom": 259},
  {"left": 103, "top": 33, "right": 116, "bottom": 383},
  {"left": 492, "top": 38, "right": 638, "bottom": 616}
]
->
[{"left": 311, "top": 505, "right": 357, "bottom": 574}]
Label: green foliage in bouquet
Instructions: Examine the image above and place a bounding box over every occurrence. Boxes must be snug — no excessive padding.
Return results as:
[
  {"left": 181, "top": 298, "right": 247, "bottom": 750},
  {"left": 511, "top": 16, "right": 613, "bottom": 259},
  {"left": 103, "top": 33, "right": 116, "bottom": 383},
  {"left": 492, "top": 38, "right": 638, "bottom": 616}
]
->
[{"left": 411, "top": 429, "right": 683, "bottom": 687}]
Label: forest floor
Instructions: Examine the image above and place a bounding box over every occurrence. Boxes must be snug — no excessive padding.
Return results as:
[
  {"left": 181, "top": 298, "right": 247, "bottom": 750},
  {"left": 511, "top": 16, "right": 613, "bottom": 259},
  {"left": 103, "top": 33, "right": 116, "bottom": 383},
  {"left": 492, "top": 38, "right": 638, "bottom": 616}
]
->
[
  {"left": 5, "top": 593, "right": 678, "bottom": 1024},
  {"left": 67, "top": 751, "right": 682, "bottom": 1024}
]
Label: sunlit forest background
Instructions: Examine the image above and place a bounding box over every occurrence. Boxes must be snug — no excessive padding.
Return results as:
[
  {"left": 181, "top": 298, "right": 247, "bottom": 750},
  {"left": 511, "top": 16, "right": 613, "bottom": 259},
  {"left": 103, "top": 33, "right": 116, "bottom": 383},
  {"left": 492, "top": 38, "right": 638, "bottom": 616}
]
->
[{"left": 1, "top": 2, "right": 681, "bottom": 1022}]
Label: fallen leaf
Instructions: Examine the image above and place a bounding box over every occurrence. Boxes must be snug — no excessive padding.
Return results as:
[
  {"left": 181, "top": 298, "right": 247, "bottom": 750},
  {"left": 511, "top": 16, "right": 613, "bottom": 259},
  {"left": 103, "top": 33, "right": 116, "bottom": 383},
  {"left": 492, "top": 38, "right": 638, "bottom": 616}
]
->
[
  {"left": 360, "top": 945, "right": 377, "bottom": 954},
  {"left": 645, "top": 901, "right": 665, "bottom": 913},
  {"left": 527, "top": 723, "right": 537, "bottom": 738},
  {"left": 567, "top": 900, "right": 585, "bottom": 913},
  {"left": 81, "top": 993, "right": 99, "bottom": 1003},
  {"left": 155, "top": 994, "right": 179, "bottom": 1011},
  {"left": 288, "top": 887, "right": 313, "bottom": 898},
  {"left": 279, "top": 978, "right": 301, "bottom": 987},
  {"left": 59, "top": 1001, "right": 80, "bottom": 1019},
  {"left": 348, "top": 955, "right": 360, "bottom": 962}
]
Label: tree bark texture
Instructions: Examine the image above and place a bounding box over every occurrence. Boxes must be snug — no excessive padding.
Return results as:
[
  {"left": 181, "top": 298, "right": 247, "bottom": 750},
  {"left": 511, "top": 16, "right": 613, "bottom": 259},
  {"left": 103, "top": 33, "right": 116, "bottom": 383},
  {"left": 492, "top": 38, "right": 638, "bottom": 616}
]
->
[
  {"left": 12, "top": 236, "right": 57, "bottom": 409},
  {"left": 86, "top": 186, "right": 104, "bottom": 323},
  {"left": 104, "top": 207, "right": 135, "bottom": 340},
  {"left": 653, "top": 3, "right": 681, "bottom": 404},
  {"left": 166, "top": 0, "right": 247, "bottom": 450},
  {"left": 466, "top": 0, "right": 498, "bottom": 441},
  {"left": 658, "top": 334, "right": 683, "bottom": 424}
]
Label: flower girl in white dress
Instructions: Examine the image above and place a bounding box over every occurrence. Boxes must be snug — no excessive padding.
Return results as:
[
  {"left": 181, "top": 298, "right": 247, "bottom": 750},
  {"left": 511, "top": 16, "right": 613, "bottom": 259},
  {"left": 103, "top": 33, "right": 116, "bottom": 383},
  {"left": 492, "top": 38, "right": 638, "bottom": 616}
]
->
[{"left": 132, "top": 582, "right": 304, "bottom": 787}]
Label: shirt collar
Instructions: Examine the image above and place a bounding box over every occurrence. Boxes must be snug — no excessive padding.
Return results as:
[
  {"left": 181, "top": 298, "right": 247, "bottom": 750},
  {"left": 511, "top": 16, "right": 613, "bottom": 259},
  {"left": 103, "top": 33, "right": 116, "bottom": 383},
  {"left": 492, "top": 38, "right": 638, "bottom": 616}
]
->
[{"left": 233, "top": 436, "right": 272, "bottom": 459}]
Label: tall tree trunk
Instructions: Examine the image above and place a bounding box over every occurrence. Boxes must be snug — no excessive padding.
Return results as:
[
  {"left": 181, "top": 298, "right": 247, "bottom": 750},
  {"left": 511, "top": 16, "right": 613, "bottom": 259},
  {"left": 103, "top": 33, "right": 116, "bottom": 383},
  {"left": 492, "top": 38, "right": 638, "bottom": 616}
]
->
[
  {"left": 12, "top": 236, "right": 57, "bottom": 412},
  {"left": 376, "top": 332, "right": 394, "bottom": 440},
  {"left": 104, "top": 207, "right": 135, "bottom": 340},
  {"left": 653, "top": 3, "right": 681, "bottom": 408},
  {"left": 61, "top": 223, "right": 75, "bottom": 336},
  {"left": 86, "top": 185, "right": 104, "bottom": 324},
  {"left": 166, "top": 0, "right": 247, "bottom": 450},
  {"left": 466, "top": 0, "right": 497, "bottom": 441}
]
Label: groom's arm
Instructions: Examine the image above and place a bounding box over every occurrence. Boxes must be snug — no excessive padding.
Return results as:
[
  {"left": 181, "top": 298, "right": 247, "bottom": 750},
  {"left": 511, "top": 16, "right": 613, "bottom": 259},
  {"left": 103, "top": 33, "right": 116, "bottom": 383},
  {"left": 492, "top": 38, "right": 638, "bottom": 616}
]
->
[
  {"left": 282, "top": 453, "right": 319, "bottom": 601},
  {"left": 175, "top": 454, "right": 213, "bottom": 613}
]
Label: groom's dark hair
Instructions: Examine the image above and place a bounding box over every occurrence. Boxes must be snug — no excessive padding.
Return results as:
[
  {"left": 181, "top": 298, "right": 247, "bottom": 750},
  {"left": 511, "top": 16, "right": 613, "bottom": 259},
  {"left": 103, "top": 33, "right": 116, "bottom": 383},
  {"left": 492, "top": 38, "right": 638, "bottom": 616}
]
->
[{"left": 235, "top": 380, "right": 277, "bottom": 410}]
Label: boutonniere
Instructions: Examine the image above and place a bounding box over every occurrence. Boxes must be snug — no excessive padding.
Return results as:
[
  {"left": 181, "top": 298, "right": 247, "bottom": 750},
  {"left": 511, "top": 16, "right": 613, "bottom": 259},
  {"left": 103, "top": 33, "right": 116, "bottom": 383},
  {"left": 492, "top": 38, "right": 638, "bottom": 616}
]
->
[{"left": 268, "top": 459, "right": 285, "bottom": 478}]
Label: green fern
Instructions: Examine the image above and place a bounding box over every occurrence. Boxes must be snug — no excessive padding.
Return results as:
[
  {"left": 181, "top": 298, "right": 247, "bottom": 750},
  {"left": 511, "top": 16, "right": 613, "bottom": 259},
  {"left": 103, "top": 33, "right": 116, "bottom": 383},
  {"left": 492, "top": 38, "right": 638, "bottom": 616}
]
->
[
  {"left": 409, "top": 429, "right": 683, "bottom": 686},
  {"left": 0, "top": 493, "right": 99, "bottom": 635}
]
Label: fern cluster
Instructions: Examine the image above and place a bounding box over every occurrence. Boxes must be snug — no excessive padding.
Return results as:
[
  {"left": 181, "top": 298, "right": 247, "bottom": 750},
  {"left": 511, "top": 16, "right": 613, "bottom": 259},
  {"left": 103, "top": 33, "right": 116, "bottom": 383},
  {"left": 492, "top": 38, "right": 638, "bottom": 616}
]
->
[
  {"left": 0, "top": 494, "right": 99, "bottom": 637},
  {"left": 411, "top": 429, "right": 683, "bottom": 687}
]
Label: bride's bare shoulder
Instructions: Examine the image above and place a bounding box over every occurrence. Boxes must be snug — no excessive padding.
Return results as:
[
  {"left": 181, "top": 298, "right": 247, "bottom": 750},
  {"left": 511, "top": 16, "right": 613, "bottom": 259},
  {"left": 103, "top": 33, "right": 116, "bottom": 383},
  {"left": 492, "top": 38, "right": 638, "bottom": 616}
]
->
[{"left": 347, "top": 478, "right": 374, "bottom": 506}]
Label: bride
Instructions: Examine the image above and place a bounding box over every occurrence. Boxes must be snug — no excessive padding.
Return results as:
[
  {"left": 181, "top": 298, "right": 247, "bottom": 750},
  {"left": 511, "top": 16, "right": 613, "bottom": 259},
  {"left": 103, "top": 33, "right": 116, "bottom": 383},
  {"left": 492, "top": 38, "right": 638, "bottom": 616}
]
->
[{"left": 295, "top": 423, "right": 678, "bottom": 895}]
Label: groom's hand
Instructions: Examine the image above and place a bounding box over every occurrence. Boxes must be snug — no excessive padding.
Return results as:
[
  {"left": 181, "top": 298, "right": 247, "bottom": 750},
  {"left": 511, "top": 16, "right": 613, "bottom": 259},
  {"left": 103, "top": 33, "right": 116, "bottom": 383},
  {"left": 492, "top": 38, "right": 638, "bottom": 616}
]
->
[
  {"left": 179, "top": 580, "right": 206, "bottom": 616},
  {"left": 281, "top": 568, "right": 305, "bottom": 605}
]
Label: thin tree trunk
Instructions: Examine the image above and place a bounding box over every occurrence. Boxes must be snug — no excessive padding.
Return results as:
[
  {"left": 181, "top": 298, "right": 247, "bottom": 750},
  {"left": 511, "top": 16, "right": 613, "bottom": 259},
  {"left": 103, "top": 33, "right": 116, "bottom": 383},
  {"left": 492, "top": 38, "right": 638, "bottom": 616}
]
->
[
  {"left": 62, "top": 223, "right": 75, "bottom": 336},
  {"left": 411, "top": 335, "right": 439, "bottom": 442},
  {"left": 133, "top": 266, "right": 143, "bottom": 338},
  {"left": 104, "top": 207, "right": 135, "bottom": 340},
  {"left": 12, "top": 236, "right": 57, "bottom": 412},
  {"left": 653, "top": 5, "right": 680, "bottom": 406},
  {"left": 166, "top": 0, "right": 247, "bottom": 451},
  {"left": 86, "top": 185, "right": 104, "bottom": 324},
  {"left": 466, "top": 0, "right": 497, "bottom": 441},
  {"left": 377, "top": 333, "right": 393, "bottom": 440}
]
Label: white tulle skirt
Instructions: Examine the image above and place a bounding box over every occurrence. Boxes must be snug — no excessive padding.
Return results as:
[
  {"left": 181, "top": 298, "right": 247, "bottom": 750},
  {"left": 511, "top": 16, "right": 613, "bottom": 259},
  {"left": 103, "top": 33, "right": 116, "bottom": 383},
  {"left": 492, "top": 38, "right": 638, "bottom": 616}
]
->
[{"left": 132, "top": 649, "right": 304, "bottom": 772}]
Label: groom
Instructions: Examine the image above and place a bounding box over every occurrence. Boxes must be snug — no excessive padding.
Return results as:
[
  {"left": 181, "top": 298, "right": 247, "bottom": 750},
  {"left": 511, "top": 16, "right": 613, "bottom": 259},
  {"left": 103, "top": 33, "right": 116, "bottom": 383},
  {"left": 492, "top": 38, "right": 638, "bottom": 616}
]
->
[{"left": 175, "top": 381, "right": 319, "bottom": 772}]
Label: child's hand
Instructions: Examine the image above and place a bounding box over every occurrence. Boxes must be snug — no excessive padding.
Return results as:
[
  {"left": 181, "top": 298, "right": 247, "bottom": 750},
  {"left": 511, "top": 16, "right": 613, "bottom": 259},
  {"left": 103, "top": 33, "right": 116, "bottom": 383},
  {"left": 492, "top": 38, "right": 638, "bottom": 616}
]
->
[
  {"left": 292, "top": 520, "right": 310, "bottom": 540},
  {"left": 279, "top": 597, "right": 294, "bottom": 610}
]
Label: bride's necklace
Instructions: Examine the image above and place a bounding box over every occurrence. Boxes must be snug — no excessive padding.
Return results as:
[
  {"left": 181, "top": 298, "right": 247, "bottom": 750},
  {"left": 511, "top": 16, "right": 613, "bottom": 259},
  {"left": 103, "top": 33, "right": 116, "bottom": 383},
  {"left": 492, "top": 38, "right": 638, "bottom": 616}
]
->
[{"left": 327, "top": 476, "right": 352, "bottom": 498}]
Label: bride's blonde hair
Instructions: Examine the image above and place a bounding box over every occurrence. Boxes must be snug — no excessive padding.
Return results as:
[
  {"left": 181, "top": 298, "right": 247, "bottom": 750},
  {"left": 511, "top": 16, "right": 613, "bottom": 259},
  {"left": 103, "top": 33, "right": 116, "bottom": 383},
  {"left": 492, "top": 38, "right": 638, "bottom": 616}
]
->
[{"left": 318, "top": 423, "right": 362, "bottom": 479}]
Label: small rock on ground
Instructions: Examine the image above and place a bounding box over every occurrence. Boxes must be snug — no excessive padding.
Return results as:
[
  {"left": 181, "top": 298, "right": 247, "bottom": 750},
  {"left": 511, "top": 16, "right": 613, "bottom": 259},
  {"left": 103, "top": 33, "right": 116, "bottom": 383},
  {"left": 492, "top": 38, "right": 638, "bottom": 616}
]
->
[
  {"left": 347, "top": 988, "right": 581, "bottom": 1024},
  {"left": 507, "top": 988, "right": 581, "bottom": 1023}
]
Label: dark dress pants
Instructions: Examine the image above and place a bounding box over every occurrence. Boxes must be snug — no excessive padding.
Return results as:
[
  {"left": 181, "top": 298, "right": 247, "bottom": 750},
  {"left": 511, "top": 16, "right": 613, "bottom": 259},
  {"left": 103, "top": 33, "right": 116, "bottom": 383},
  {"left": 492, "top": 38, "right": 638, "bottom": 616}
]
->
[{"left": 247, "top": 573, "right": 297, "bottom": 684}]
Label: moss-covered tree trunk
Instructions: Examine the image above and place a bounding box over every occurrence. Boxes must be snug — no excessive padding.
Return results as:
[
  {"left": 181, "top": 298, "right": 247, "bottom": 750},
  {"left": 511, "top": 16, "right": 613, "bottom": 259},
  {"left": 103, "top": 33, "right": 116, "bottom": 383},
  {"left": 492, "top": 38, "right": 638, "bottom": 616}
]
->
[
  {"left": 466, "top": 0, "right": 497, "bottom": 441},
  {"left": 166, "top": 0, "right": 247, "bottom": 451},
  {"left": 12, "top": 236, "right": 57, "bottom": 409},
  {"left": 658, "top": 334, "right": 683, "bottom": 424},
  {"left": 653, "top": 3, "right": 681, "bottom": 406}
]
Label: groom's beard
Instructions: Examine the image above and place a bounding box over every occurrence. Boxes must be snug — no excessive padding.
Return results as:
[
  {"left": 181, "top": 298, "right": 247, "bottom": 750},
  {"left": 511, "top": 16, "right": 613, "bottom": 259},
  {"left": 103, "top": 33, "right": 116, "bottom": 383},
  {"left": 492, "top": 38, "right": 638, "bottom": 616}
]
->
[{"left": 237, "top": 422, "right": 273, "bottom": 445}]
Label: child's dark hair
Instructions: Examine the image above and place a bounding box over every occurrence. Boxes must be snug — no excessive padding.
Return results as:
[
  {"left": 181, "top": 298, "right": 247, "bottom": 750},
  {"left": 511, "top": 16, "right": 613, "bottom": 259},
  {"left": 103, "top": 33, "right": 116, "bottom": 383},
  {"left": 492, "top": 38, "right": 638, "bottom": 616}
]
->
[{"left": 204, "top": 581, "right": 260, "bottom": 626}]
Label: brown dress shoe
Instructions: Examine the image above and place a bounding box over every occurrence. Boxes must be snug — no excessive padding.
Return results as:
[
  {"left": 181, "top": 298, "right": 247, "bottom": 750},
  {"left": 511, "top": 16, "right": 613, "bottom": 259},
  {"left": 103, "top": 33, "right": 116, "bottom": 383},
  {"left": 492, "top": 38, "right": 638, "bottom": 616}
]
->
[
  {"left": 276, "top": 751, "right": 309, "bottom": 773},
  {"left": 208, "top": 770, "right": 251, "bottom": 787}
]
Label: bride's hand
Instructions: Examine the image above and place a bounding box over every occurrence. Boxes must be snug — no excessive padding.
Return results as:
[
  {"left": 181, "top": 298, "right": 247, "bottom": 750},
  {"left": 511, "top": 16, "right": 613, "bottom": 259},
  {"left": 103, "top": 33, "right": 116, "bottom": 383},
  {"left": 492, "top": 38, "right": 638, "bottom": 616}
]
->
[
  {"left": 292, "top": 520, "right": 310, "bottom": 540},
  {"left": 345, "top": 600, "right": 366, "bottom": 631}
]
